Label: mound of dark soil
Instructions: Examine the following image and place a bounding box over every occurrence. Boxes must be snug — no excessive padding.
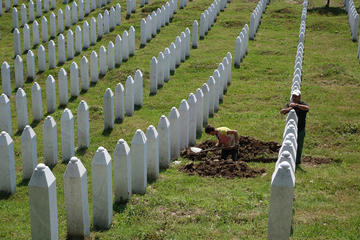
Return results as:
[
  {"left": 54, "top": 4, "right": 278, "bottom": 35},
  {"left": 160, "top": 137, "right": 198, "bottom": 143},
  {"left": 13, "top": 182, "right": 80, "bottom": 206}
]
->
[{"left": 302, "top": 156, "right": 333, "bottom": 166}]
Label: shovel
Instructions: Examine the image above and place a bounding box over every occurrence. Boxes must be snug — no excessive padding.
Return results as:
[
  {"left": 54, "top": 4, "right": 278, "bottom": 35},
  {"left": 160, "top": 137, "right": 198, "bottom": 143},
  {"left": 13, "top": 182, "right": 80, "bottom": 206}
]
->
[{"left": 190, "top": 146, "right": 223, "bottom": 153}]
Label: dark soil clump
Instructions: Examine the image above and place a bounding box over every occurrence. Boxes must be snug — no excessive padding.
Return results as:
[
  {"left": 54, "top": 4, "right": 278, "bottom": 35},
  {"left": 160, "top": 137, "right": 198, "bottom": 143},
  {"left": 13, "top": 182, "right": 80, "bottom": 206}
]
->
[{"left": 302, "top": 156, "right": 333, "bottom": 166}]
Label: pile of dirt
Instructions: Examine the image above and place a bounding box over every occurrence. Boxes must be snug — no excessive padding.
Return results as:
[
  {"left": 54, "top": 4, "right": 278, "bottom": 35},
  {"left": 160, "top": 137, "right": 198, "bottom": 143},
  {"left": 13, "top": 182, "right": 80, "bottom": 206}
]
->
[
  {"left": 302, "top": 156, "right": 334, "bottom": 166},
  {"left": 180, "top": 159, "right": 266, "bottom": 179}
]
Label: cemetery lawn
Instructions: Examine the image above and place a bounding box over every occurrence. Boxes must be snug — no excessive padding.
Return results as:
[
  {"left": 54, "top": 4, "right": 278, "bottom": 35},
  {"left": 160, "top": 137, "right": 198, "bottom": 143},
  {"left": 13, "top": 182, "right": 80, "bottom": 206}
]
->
[{"left": 1, "top": 0, "right": 360, "bottom": 239}]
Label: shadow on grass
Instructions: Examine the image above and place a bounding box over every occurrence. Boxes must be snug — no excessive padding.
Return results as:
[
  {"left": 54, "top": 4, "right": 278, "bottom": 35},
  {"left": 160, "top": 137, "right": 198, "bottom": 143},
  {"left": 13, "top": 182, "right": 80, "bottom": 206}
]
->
[
  {"left": 25, "top": 77, "right": 34, "bottom": 83},
  {"left": 296, "top": 164, "right": 306, "bottom": 172},
  {"left": 113, "top": 200, "right": 128, "bottom": 213},
  {"left": 69, "top": 96, "right": 77, "bottom": 102},
  {"left": 30, "top": 119, "right": 40, "bottom": 128},
  {"left": 17, "top": 178, "right": 30, "bottom": 187},
  {"left": 308, "top": 6, "right": 346, "bottom": 16},
  {"left": 14, "top": 129, "right": 23, "bottom": 136},
  {"left": 134, "top": 105, "right": 142, "bottom": 111},
  {"left": 0, "top": 192, "right": 12, "bottom": 201},
  {"left": 80, "top": 89, "right": 88, "bottom": 95},
  {"left": 76, "top": 147, "right": 88, "bottom": 156},
  {"left": 102, "top": 128, "right": 113, "bottom": 136},
  {"left": 90, "top": 82, "right": 97, "bottom": 87},
  {"left": 115, "top": 118, "right": 123, "bottom": 124}
]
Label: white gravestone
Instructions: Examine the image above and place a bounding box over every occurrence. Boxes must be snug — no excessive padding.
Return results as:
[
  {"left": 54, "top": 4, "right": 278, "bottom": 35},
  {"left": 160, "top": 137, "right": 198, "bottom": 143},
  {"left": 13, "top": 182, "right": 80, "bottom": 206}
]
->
[
  {"left": 27, "top": 50, "right": 36, "bottom": 80},
  {"left": 134, "top": 70, "right": 143, "bottom": 107},
  {"left": 175, "top": 36, "right": 181, "bottom": 67},
  {"left": 29, "top": 1, "right": 35, "bottom": 22},
  {"left": 200, "top": 13, "right": 205, "bottom": 39},
  {"left": 276, "top": 150, "right": 295, "bottom": 173},
  {"left": 83, "top": 21, "right": 90, "bottom": 49},
  {"left": 156, "top": 8, "right": 161, "bottom": 32},
  {"left": 58, "top": 34, "right": 66, "bottom": 64},
  {"left": 91, "top": 0, "right": 96, "bottom": 11},
  {"left": 14, "top": 28, "right": 21, "bottom": 57},
  {"left": 122, "top": 30, "right": 129, "bottom": 61},
  {"left": 23, "top": 24, "right": 31, "bottom": 52},
  {"left": 21, "top": 125, "right": 37, "bottom": 179},
  {"left": 85, "top": 0, "right": 90, "bottom": 15},
  {"left": 77, "top": 100, "right": 90, "bottom": 149},
  {"left": 212, "top": 71, "right": 220, "bottom": 111},
  {"left": 1, "top": 62, "right": 11, "bottom": 97},
  {"left": 38, "top": 45, "right": 46, "bottom": 72},
  {"left": 267, "top": 161, "right": 295, "bottom": 240},
  {"left": 157, "top": 52, "right": 164, "bottom": 87},
  {"left": 65, "top": 5, "right": 71, "bottom": 28},
  {"left": 49, "top": 13, "right": 56, "bottom": 37},
  {"left": 78, "top": 0, "right": 84, "bottom": 20},
  {"left": 146, "top": 125, "right": 159, "bottom": 181},
  {"left": 99, "top": 45, "right": 107, "bottom": 76},
  {"left": 90, "top": 51, "right": 98, "bottom": 83},
  {"left": 43, "top": 116, "right": 57, "bottom": 166},
  {"left": 67, "top": 29, "right": 74, "bottom": 60},
  {"left": 187, "top": 93, "right": 197, "bottom": 146},
  {"left": 103, "top": 88, "right": 114, "bottom": 130},
  {"left": 179, "top": 99, "right": 190, "bottom": 149},
  {"left": 234, "top": 36, "right": 241, "bottom": 68},
  {"left": 131, "top": 129, "right": 147, "bottom": 194},
  {"left": 110, "top": 7, "right": 115, "bottom": 31},
  {"left": 151, "top": 11, "right": 156, "bottom": 37},
  {"left": 61, "top": 108, "right": 74, "bottom": 163},
  {"left": 46, "top": 75, "right": 56, "bottom": 113},
  {"left": 29, "top": 163, "right": 58, "bottom": 240},
  {"left": 75, "top": 26, "right": 82, "bottom": 54},
  {"left": 90, "top": 17, "right": 97, "bottom": 45},
  {"left": 150, "top": 57, "right": 158, "bottom": 94},
  {"left": 14, "top": 55, "right": 24, "bottom": 88},
  {"left": 70, "top": 62, "right": 79, "bottom": 97},
  {"left": 16, "top": 88, "right": 28, "bottom": 130},
  {"left": 185, "top": 28, "right": 190, "bottom": 58},
  {"left": 51, "top": 0, "right": 56, "bottom": 9},
  {"left": 92, "top": 147, "right": 113, "bottom": 229},
  {"left": 31, "top": 82, "right": 43, "bottom": 121},
  {"left": 125, "top": 76, "right": 135, "bottom": 116},
  {"left": 129, "top": 26, "right": 135, "bottom": 56},
  {"left": 126, "top": 0, "right": 131, "bottom": 17},
  {"left": 115, "top": 35, "right": 123, "bottom": 66},
  {"left": 58, "top": 68, "right": 68, "bottom": 106},
  {"left": 226, "top": 52, "right": 232, "bottom": 85},
  {"left": 146, "top": 15, "right": 152, "bottom": 42},
  {"left": 32, "top": 20, "right": 40, "bottom": 47},
  {"left": 97, "top": 13, "right": 103, "bottom": 39},
  {"left": 80, "top": 56, "right": 89, "bottom": 91},
  {"left": 0, "top": 131, "right": 16, "bottom": 194},
  {"left": 218, "top": 63, "right": 226, "bottom": 97},
  {"left": 207, "top": 76, "right": 215, "bottom": 116},
  {"left": 72, "top": 2, "right": 78, "bottom": 24},
  {"left": 140, "top": 18, "right": 147, "bottom": 47},
  {"left": 108, "top": 41, "right": 115, "bottom": 70},
  {"left": 115, "top": 83, "right": 125, "bottom": 122},
  {"left": 201, "top": 83, "right": 210, "bottom": 126},
  {"left": 64, "top": 157, "right": 90, "bottom": 238},
  {"left": 36, "top": 0, "right": 42, "bottom": 17},
  {"left": 116, "top": 3, "right": 121, "bottom": 26},
  {"left": 168, "top": 107, "right": 180, "bottom": 160},
  {"left": 41, "top": 16, "right": 48, "bottom": 42},
  {"left": 12, "top": 7, "right": 19, "bottom": 30},
  {"left": 44, "top": 0, "right": 49, "bottom": 12},
  {"left": 163, "top": 48, "right": 171, "bottom": 82},
  {"left": 48, "top": 40, "right": 56, "bottom": 69},
  {"left": 58, "top": 9, "right": 64, "bottom": 33},
  {"left": 195, "top": 88, "right": 204, "bottom": 137},
  {"left": 104, "top": 10, "right": 109, "bottom": 34},
  {"left": 0, "top": 94, "right": 12, "bottom": 135},
  {"left": 5, "top": 0, "right": 10, "bottom": 12},
  {"left": 192, "top": 20, "right": 198, "bottom": 48},
  {"left": 113, "top": 139, "right": 132, "bottom": 202}
]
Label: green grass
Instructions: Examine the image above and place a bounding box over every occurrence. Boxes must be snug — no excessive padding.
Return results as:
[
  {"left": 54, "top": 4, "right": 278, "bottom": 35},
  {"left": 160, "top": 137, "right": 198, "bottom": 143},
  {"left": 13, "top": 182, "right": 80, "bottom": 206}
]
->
[{"left": 0, "top": 0, "right": 360, "bottom": 239}]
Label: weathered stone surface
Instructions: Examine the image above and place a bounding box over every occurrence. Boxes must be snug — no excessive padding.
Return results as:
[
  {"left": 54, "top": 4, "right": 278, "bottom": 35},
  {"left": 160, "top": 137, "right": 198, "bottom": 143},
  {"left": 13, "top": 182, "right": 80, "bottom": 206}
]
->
[
  {"left": 150, "top": 56, "right": 158, "bottom": 94},
  {"left": 0, "top": 131, "right": 16, "bottom": 194},
  {"left": 168, "top": 107, "right": 180, "bottom": 160},
  {"left": 29, "top": 163, "right": 58, "bottom": 240},
  {"left": 99, "top": 45, "right": 107, "bottom": 76},
  {"left": 113, "top": 139, "right": 132, "bottom": 202},
  {"left": 90, "top": 17, "right": 97, "bottom": 45},
  {"left": 179, "top": 99, "right": 189, "bottom": 150},
  {"left": 31, "top": 82, "right": 43, "bottom": 121},
  {"left": 58, "top": 68, "right": 68, "bottom": 106},
  {"left": 61, "top": 108, "right": 74, "bottom": 163},
  {"left": 80, "top": 56, "right": 89, "bottom": 91},
  {"left": 70, "top": 62, "right": 79, "bottom": 97},
  {"left": 92, "top": 147, "right": 113, "bottom": 230},
  {"left": 200, "top": 13, "right": 205, "bottom": 39},
  {"left": 267, "top": 161, "right": 295, "bottom": 240},
  {"left": 146, "top": 125, "right": 159, "bottom": 181},
  {"left": 104, "top": 88, "right": 114, "bottom": 130},
  {"left": 108, "top": 41, "right": 115, "bottom": 70},
  {"left": 58, "top": 34, "right": 66, "bottom": 64},
  {"left": 187, "top": 93, "right": 197, "bottom": 146},
  {"left": 122, "top": 30, "right": 129, "bottom": 61},
  {"left": 195, "top": 88, "right": 204, "bottom": 137},
  {"left": 67, "top": 29, "right": 74, "bottom": 60},
  {"left": 48, "top": 40, "right": 56, "bottom": 69},
  {"left": 14, "top": 55, "right": 24, "bottom": 88},
  {"left": 21, "top": 125, "right": 37, "bottom": 179},
  {"left": 218, "top": 62, "right": 226, "bottom": 97},
  {"left": 115, "top": 83, "right": 125, "bottom": 121},
  {"left": 146, "top": 15, "right": 152, "bottom": 41},
  {"left": 46, "top": 75, "right": 56, "bottom": 113},
  {"left": 157, "top": 115, "right": 170, "bottom": 169},
  {"left": 131, "top": 129, "right": 147, "bottom": 194},
  {"left": 75, "top": 26, "right": 82, "bottom": 54},
  {"left": 14, "top": 28, "right": 21, "bottom": 57},
  {"left": 134, "top": 70, "right": 143, "bottom": 107},
  {"left": 0, "top": 94, "right": 12, "bottom": 135},
  {"left": 126, "top": 0, "right": 131, "bottom": 17},
  {"left": 90, "top": 51, "right": 98, "bottom": 83},
  {"left": 64, "top": 157, "right": 90, "bottom": 238},
  {"left": 151, "top": 11, "right": 157, "bottom": 37},
  {"left": 16, "top": 88, "right": 28, "bottom": 130},
  {"left": 43, "top": 116, "right": 57, "bottom": 166},
  {"left": 1, "top": 62, "right": 11, "bottom": 97}
]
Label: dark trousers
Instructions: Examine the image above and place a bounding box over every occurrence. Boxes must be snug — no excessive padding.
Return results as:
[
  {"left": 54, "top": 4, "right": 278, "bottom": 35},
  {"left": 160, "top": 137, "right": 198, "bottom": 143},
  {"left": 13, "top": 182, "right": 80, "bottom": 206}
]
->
[
  {"left": 221, "top": 148, "right": 238, "bottom": 160},
  {"left": 296, "top": 129, "right": 305, "bottom": 164}
]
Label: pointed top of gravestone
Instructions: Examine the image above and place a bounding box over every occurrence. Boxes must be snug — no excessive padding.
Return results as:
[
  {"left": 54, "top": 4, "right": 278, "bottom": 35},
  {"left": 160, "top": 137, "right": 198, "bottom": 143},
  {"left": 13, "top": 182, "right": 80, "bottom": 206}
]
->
[
  {"left": 49, "top": 40, "right": 55, "bottom": 47},
  {"left": 15, "top": 54, "right": 22, "bottom": 63},
  {"left": 81, "top": 56, "right": 88, "bottom": 64},
  {"left": 104, "top": 88, "right": 113, "bottom": 98},
  {"left": 115, "top": 82, "right": 124, "bottom": 92},
  {"left": 170, "top": 42, "right": 176, "bottom": 49},
  {"left": 284, "top": 133, "right": 296, "bottom": 142},
  {"left": 70, "top": 61, "right": 78, "bottom": 70},
  {"left": 0, "top": 131, "right": 13, "bottom": 146},
  {"left": 29, "top": 163, "right": 56, "bottom": 188},
  {"left": 61, "top": 108, "right": 74, "bottom": 121},
  {"left": 222, "top": 57, "right": 229, "bottom": 66},
  {"left": 58, "top": 8, "right": 63, "bottom": 14},
  {"left": 75, "top": 25, "right": 81, "bottom": 32},
  {"left": 2, "top": 61, "right": 10, "bottom": 69},
  {"left": 59, "top": 68, "right": 67, "bottom": 77},
  {"left": 158, "top": 52, "right": 164, "bottom": 60},
  {"left": 33, "top": 20, "right": 39, "bottom": 26},
  {"left": 151, "top": 56, "right": 158, "bottom": 64},
  {"left": 218, "top": 63, "right": 225, "bottom": 72},
  {"left": 122, "top": 30, "right": 128, "bottom": 37},
  {"left": 187, "top": 93, "right": 197, "bottom": 104},
  {"left": 58, "top": 33, "right": 64, "bottom": 40},
  {"left": 47, "top": 74, "right": 55, "bottom": 83},
  {"left": 135, "top": 69, "right": 143, "bottom": 78},
  {"left": 271, "top": 161, "right": 295, "bottom": 187},
  {"left": 0, "top": 93, "right": 10, "bottom": 104},
  {"left": 32, "top": 82, "right": 41, "bottom": 91},
  {"left": 146, "top": 125, "right": 158, "bottom": 139},
  {"left": 21, "top": 125, "right": 36, "bottom": 139},
  {"left": 24, "top": 23, "right": 30, "bottom": 30},
  {"left": 227, "top": 52, "right": 232, "bottom": 59},
  {"left": 91, "top": 17, "right": 96, "bottom": 23},
  {"left": 93, "top": 146, "right": 111, "bottom": 165},
  {"left": 141, "top": 18, "right": 146, "bottom": 24},
  {"left": 27, "top": 50, "right": 34, "bottom": 58},
  {"left": 208, "top": 76, "right": 215, "bottom": 86},
  {"left": 97, "top": 13, "right": 103, "bottom": 19},
  {"left": 50, "top": 12, "right": 55, "bottom": 18},
  {"left": 115, "top": 34, "right": 122, "bottom": 42},
  {"left": 100, "top": 45, "right": 106, "bottom": 53},
  {"left": 185, "top": 28, "right": 190, "bottom": 35},
  {"left": 83, "top": 20, "right": 89, "bottom": 27},
  {"left": 280, "top": 150, "right": 291, "bottom": 160},
  {"left": 114, "top": 139, "right": 130, "bottom": 156},
  {"left": 104, "top": 9, "right": 109, "bottom": 15},
  {"left": 283, "top": 140, "right": 293, "bottom": 148},
  {"left": 129, "top": 26, "right": 135, "bottom": 32},
  {"left": 78, "top": 100, "right": 88, "bottom": 112},
  {"left": 42, "top": 16, "right": 47, "bottom": 22},
  {"left": 16, "top": 88, "right": 26, "bottom": 97},
  {"left": 108, "top": 40, "right": 114, "bottom": 48},
  {"left": 132, "top": 129, "right": 147, "bottom": 145},
  {"left": 64, "top": 156, "right": 86, "bottom": 178},
  {"left": 91, "top": 50, "right": 98, "bottom": 58},
  {"left": 164, "top": 48, "right": 170, "bottom": 55},
  {"left": 158, "top": 115, "right": 170, "bottom": 129},
  {"left": 44, "top": 116, "right": 56, "bottom": 128},
  {"left": 38, "top": 44, "right": 45, "bottom": 52},
  {"left": 169, "top": 107, "right": 180, "bottom": 119},
  {"left": 67, "top": 29, "right": 73, "bottom": 37},
  {"left": 193, "top": 20, "right": 198, "bottom": 26},
  {"left": 196, "top": 88, "right": 204, "bottom": 98},
  {"left": 201, "top": 83, "right": 210, "bottom": 93},
  {"left": 126, "top": 75, "right": 134, "bottom": 85},
  {"left": 179, "top": 99, "right": 189, "bottom": 111}
]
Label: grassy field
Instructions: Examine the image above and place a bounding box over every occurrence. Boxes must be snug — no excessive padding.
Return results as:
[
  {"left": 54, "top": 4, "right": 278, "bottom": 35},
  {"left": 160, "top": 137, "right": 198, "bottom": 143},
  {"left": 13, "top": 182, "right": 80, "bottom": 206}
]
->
[{"left": 0, "top": 0, "right": 360, "bottom": 239}]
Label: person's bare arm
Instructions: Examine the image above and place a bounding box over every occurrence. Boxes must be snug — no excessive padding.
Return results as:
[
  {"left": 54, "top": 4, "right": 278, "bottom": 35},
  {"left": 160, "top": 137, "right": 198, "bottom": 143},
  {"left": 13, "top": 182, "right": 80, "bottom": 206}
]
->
[
  {"left": 228, "top": 130, "right": 239, "bottom": 148},
  {"left": 280, "top": 106, "right": 293, "bottom": 114},
  {"left": 289, "top": 103, "right": 309, "bottom": 112}
]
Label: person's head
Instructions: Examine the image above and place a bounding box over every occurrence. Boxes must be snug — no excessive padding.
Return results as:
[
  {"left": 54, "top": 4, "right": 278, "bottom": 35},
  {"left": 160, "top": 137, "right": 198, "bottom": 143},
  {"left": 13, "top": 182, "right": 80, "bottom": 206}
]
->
[
  {"left": 291, "top": 89, "right": 301, "bottom": 103},
  {"left": 205, "top": 124, "right": 217, "bottom": 135}
]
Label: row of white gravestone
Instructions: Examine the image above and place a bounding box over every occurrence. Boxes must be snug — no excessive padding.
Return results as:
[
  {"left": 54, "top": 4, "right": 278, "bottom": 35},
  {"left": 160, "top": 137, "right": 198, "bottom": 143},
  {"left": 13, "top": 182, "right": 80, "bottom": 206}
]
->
[
  {"left": 103, "top": 70, "right": 143, "bottom": 130},
  {"left": 199, "top": 0, "right": 221, "bottom": 40},
  {"left": 345, "top": 0, "right": 359, "bottom": 41},
  {"left": 2, "top": 0, "right": 21, "bottom": 13},
  {"left": 234, "top": 24, "right": 249, "bottom": 68},
  {"left": 140, "top": 0, "right": 177, "bottom": 47},
  {"left": 249, "top": 0, "right": 269, "bottom": 40},
  {"left": 267, "top": 3, "right": 307, "bottom": 238},
  {"left": 11, "top": 0, "right": 114, "bottom": 31},
  {"left": 150, "top": 28, "right": 191, "bottom": 95},
  {"left": 13, "top": 3, "right": 121, "bottom": 57}
]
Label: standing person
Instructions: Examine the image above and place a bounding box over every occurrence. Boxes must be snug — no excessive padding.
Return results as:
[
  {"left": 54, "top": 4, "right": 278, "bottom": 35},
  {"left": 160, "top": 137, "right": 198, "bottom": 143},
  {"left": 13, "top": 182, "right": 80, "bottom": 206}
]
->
[
  {"left": 280, "top": 89, "right": 309, "bottom": 164},
  {"left": 205, "top": 124, "right": 239, "bottom": 160}
]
